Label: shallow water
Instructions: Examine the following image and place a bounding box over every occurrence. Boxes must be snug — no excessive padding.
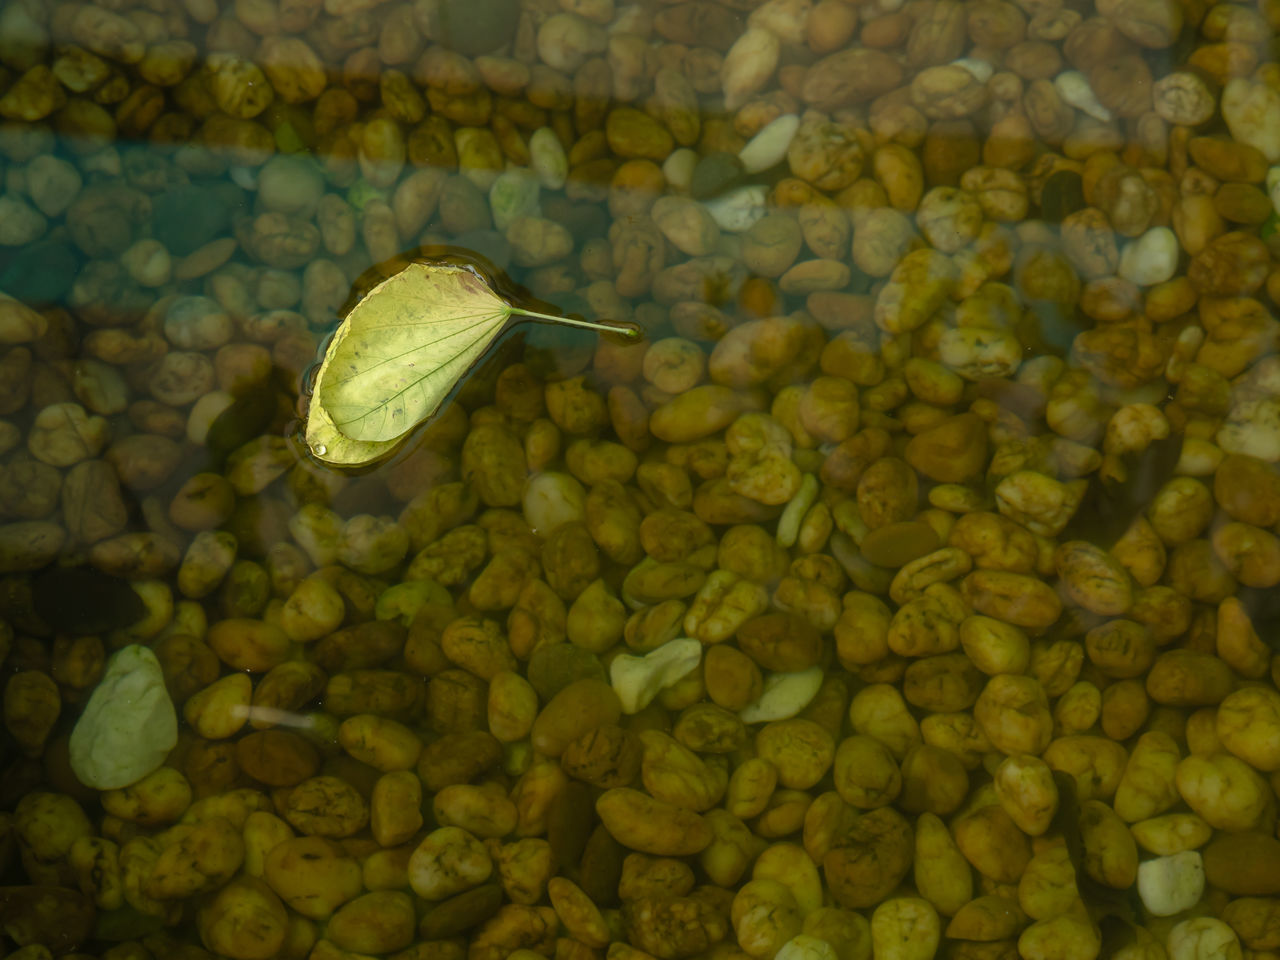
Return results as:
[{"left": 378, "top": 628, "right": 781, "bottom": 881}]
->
[{"left": 1, "top": 0, "right": 1280, "bottom": 957}]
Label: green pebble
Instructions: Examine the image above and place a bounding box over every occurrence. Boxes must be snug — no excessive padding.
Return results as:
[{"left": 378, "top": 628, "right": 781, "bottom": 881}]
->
[{"left": 690, "top": 151, "right": 746, "bottom": 201}]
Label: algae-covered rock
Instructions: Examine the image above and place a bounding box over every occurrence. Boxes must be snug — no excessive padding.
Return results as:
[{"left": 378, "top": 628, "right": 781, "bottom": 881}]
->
[{"left": 69, "top": 644, "right": 178, "bottom": 790}]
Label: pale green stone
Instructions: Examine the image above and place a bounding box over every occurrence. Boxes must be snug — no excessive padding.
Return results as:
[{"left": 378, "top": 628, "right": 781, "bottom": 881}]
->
[{"left": 69, "top": 644, "right": 177, "bottom": 790}]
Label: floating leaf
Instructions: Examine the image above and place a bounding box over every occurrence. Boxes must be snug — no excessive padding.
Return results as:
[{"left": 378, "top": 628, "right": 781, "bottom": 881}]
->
[{"left": 306, "top": 260, "right": 639, "bottom": 467}]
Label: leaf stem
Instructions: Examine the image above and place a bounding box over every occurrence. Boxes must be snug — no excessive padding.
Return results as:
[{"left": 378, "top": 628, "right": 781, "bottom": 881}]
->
[{"left": 510, "top": 306, "right": 642, "bottom": 339}]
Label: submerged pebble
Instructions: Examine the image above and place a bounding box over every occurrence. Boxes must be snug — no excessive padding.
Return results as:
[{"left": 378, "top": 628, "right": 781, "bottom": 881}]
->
[
  {"left": 690, "top": 151, "right": 746, "bottom": 200},
  {"left": 68, "top": 644, "right": 178, "bottom": 790},
  {"left": 704, "top": 184, "right": 769, "bottom": 233},
  {"left": 738, "top": 114, "right": 800, "bottom": 175}
]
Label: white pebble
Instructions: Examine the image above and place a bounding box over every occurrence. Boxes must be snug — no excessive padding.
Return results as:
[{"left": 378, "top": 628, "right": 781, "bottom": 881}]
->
[
  {"left": 663, "top": 147, "right": 699, "bottom": 191},
  {"left": 1054, "top": 71, "right": 1112, "bottom": 122},
  {"left": 1217, "top": 397, "right": 1280, "bottom": 462},
  {"left": 529, "top": 127, "right": 569, "bottom": 190},
  {"left": 739, "top": 666, "right": 824, "bottom": 723},
  {"left": 1118, "top": 226, "right": 1178, "bottom": 286},
  {"left": 738, "top": 113, "right": 800, "bottom": 175},
  {"left": 776, "top": 473, "right": 818, "bottom": 548},
  {"left": 952, "top": 57, "right": 994, "bottom": 84},
  {"left": 1137, "top": 851, "right": 1204, "bottom": 917},
  {"left": 522, "top": 471, "right": 586, "bottom": 536},
  {"left": 703, "top": 184, "right": 768, "bottom": 233},
  {"left": 187, "top": 390, "right": 234, "bottom": 446},
  {"left": 610, "top": 638, "right": 702, "bottom": 714},
  {"left": 1223, "top": 78, "right": 1280, "bottom": 164},
  {"left": 1167, "top": 918, "right": 1242, "bottom": 960}
]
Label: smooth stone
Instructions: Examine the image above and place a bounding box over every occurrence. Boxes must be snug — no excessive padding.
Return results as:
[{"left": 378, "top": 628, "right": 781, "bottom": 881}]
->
[
  {"left": 1040, "top": 169, "right": 1086, "bottom": 223},
  {"left": 151, "top": 183, "right": 241, "bottom": 256},
  {"left": 527, "top": 644, "right": 606, "bottom": 701},
  {"left": 1217, "top": 397, "right": 1280, "bottom": 462},
  {"left": 738, "top": 114, "right": 800, "bottom": 175},
  {"left": 1054, "top": 70, "right": 1112, "bottom": 122},
  {"left": 437, "top": 0, "right": 519, "bottom": 56},
  {"left": 861, "top": 521, "right": 941, "bottom": 567},
  {"left": 703, "top": 184, "right": 768, "bottom": 233},
  {"left": 0, "top": 194, "right": 46, "bottom": 246},
  {"left": 904, "top": 412, "right": 989, "bottom": 483},
  {"left": 776, "top": 473, "right": 819, "bottom": 548},
  {"left": 489, "top": 168, "right": 541, "bottom": 233},
  {"left": 1202, "top": 831, "right": 1280, "bottom": 894},
  {"left": 610, "top": 638, "right": 701, "bottom": 714},
  {"left": 529, "top": 127, "right": 568, "bottom": 191},
  {"left": 1223, "top": 78, "right": 1280, "bottom": 164},
  {"left": 0, "top": 237, "right": 79, "bottom": 303},
  {"left": 69, "top": 644, "right": 178, "bottom": 790},
  {"left": 256, "top": 155, "right": 325, "bottom": 216},
  {"left": 1137, "top": 851, "right": 1204, "bottom": 917},
  {"left": 776, "top": 935, "right": 839, "bottom": 960},
  {"left": 522, "top": 471, "right": 587, "bottom": 536},
  {"left": 690, "top": 151, "right": 745, "bottom": 200},
  {"left": 25, "top": 154, "right": 81, "bottom": 217},
  {"left": 663, "top": 147, "right": 699, "bottom": 191},
  {"left": 1118, "top": 227, "right": 1179, "bottom": 286},
  {"left": 739, "top": 666, "right": 824, "bottom": 723},
  {"left": 953, "top": 57, "right": 995, "bottom": 83}
]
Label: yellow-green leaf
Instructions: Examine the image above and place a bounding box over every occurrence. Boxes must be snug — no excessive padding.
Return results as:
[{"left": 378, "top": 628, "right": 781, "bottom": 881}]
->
[
  {"left": 317, "top": 262, "right": 513, "bottom": 443},
  {"left": 305, "top": 259, "right": 638, "bottom": 467}
]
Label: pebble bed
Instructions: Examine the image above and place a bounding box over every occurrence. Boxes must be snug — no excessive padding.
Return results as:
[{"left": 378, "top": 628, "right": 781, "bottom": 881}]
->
[{"left": 1, "top": 1, "right": 1280, "bottom": 960}]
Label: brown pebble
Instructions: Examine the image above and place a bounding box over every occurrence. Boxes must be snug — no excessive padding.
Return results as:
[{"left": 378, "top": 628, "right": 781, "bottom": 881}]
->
[
  {"left": 904, "top": 412, "right": 989, "bottom": 482},
  {"left": 1203, "top": 832, "right": 1280, "bottom": 894},
  {"left": 861, "top": 521, "right": 941, "bottom": 567}
]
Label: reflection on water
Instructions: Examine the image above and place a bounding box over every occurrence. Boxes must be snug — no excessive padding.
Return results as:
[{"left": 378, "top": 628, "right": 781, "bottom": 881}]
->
[{"left": 1, "top": 0, "right": 1280, "bottom": 955}]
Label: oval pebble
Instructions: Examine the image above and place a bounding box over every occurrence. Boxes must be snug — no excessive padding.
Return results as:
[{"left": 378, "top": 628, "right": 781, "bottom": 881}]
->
[
  {"left": 663, "top": 147, "right": 699, "bottom": 191},
  {"left": 703, "top": 184, "right": 768, "bottom": 233},
  {"left": 739, "top": 666, "right": 824, "bottom": 724},
  {"left": 1137, "top": 851, "right": 1204, "bottom": 917},
  {"left": 1054, "top": 70, "right": 1111, "bottom": 122},
  {"left": 738, "top": 114, "right": 800, "bottom": 175},
  {"left": 1118, "top": 226, "right": 1179, "bottom": 286}
]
